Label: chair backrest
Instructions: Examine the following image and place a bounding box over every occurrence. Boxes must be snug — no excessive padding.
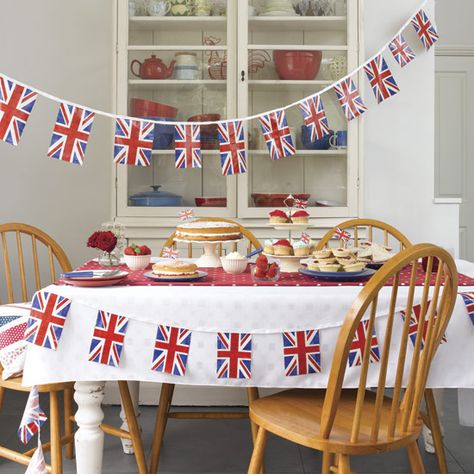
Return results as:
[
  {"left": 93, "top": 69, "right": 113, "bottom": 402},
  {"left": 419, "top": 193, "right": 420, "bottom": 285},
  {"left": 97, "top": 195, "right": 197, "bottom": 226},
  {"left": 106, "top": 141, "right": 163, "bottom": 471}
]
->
[
  {"left": 316, "top": 218, "right": 412, "bottom": 252},
  {"left": 320, "top": 243, "right": 458, "bottom": 444},
  {"left": 160, "top": 218, "right": 262, "bottom": 257},
  {"left": 0, "top": 223, "right": 72, "bottom": 304}
]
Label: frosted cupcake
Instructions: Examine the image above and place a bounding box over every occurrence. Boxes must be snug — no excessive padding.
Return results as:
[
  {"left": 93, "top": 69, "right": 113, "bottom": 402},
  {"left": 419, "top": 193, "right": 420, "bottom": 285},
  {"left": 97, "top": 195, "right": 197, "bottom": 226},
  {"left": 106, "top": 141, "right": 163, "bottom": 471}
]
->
[
  {"left": 290, "top": 210, "right": 310, "bottom": 224},
  {"left": 264, "top": 239, "right": 277, "bottom": 254},
  {"left": 273, "top": 239, "right": 293, "bottom": 256},
  {"left": 268, "top": 209, "right": 288, "bottom": 224},
  {"left": 292, "top": 240, "right": 310, "bottom": 256}
]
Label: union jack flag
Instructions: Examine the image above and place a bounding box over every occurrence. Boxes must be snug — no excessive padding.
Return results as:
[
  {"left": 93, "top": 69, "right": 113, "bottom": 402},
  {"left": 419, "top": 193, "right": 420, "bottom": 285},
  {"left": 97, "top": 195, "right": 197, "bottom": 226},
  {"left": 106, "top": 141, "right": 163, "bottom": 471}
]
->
[
  {"left": 175, "top": 124, "right": 202, "bottom": 169},
  {"left": 282, "top": 330, "right": 321, "bottom": 376},
  {"left": 334, "top": 78, "right": 368, "bottom": 121},
  {"left": 18, "top": 386, "right": 47, "bottom": 444},
  {"left": 0, "top": 75, "right": 38, "bottom": 146},
  {"left": 179, "top": 209, "right": 194, "bottom": 221},
  {"left": 151, "top": 325, "right": 192, "bottom": 376},
  {"left": 217, "top": 120, "right": 247, "bottom": 176},
  {"left": 25, "top": 443, "right": 48, "bottom": 474},
  {"left": 162, "top": 246, "right": 179, "bottom": 259},
  {"left": 364, "top": 55, "right": 400, "bottom": 104},
  {"left": 114, "top": 118, "right": 153, "bottom": 166},
  {"left": 460, "top": 292, "right": 474, "bottom": 325},
  {"left": 301, "top": 232, "right": 311, "bottom": 245},
  {"left": 348, "top": 320, "right": 380, "bottom": 368},
  {"left": 217, "top": 332, "right": 252, "bottom": 379},
  {"left": 47, "top": 102, "right": 95, "bottom": 165},
  {"left": 299, "top": 95, "right": 331, "bottom": 142},
  {"left": 401, "top": 303, "right": 447, "bottom": 349},
  {"left": 293, "top": 198, "right": 308, "bottom": 209},
  {"left": 88, "top": 310, "right": 128, "bottom": 367},
  {"left": 389, "top": 34, "right": 416, "bottom": 68},
  {"left": 334, "top": 227, "right": 351, "bottom": 242},
  {"left": 25, "top": 291, "right": 71, "bottom": 350},
  {"left": 411, "top": 9, "right": 439, "bottom": 51},
  {"left": 259, "top": 110, "right": 295, "bottom": 160}
]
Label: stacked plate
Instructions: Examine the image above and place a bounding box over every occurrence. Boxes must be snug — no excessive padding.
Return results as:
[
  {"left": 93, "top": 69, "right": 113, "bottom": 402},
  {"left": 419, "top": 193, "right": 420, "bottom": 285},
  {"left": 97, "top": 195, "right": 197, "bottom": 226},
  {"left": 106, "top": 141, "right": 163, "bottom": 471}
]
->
[
  {"left": 61, "top": 270, "right": 128, "bottom": 287},
  {"left": 260, "top": 0, "right": 297, "bottom": 16}
]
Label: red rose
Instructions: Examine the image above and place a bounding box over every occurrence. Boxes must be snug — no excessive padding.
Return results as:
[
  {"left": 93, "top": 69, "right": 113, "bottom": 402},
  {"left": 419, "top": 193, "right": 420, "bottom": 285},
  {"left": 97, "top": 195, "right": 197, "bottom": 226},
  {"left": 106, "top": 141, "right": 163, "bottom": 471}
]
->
[
  {"left": 87, "top": 231, "right": 100, "bottom": 249},
  {"left": 95, "top": 231, "right": 117, "bottom": 253}
]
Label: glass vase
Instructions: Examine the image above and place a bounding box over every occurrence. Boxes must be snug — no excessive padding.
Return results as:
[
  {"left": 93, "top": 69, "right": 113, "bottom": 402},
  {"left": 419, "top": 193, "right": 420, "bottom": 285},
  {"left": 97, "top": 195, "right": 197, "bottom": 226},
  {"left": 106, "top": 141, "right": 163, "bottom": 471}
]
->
[{"left": 98, "top": 251, "right": 120, "bottom": 267}]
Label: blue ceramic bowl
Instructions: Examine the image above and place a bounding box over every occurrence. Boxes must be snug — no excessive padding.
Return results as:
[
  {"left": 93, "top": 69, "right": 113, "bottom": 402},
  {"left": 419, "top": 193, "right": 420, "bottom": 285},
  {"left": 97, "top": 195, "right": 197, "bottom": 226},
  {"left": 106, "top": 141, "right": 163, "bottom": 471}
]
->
[
  {"left": 148, "top": 117, "right": 174, "bottom": 150},
  {"left": 301, "top": 125, "right": 334, "bottom": 150}
]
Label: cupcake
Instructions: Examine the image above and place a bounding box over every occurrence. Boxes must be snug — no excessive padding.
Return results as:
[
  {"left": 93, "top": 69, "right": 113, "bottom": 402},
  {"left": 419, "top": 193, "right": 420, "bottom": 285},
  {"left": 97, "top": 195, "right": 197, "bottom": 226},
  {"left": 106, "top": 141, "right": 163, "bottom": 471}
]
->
[
  {"left": 290, "top": 210, "right": 310, "bottom": 224},
  {"left": 273, "top": 239, "right": 293, "bottom": 256},
  {"left": 269, "top": 209, "right": 288, "bottom": 224},
  {"left": 292, "top": 240, "right": 310, "bottom": 256},
  {"left": 313, "top": 249, "right": 333, "bottom": 259},
  {"left": 264, "top": 239, "right": 276, "bottom": 254}
]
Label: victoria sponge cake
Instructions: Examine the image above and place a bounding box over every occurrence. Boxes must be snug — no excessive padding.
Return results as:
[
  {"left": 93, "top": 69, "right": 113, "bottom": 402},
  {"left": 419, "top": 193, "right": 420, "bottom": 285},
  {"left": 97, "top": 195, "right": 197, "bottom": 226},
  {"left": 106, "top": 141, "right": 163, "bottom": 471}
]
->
[
  {"left": 175, "top": 221, "right": 242, "bottom": 241},
  {"left": 152, "top": 260, "right": 199, "bottom": 278}
]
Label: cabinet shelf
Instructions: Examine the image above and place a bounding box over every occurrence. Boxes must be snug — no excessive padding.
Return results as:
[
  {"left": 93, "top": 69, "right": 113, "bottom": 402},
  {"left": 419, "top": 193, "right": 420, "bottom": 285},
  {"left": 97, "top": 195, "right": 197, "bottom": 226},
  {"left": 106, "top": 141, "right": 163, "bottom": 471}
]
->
[
  {"left": 248, "top": 44, "right": 348, "bottom": 51},
  {"left": 128, "top": 79, "right": 226, "bottom": 90},
  {"left": 249, "top": 16, "right": 347, "bottom": 32},
  {"left": 150, "top": 149, "right": 346, "bottom": 156},
  {"left": 129, "top": 16, "right": 227, "bottom": 32},
  {"left": 128, "top": 45, "right": 227, "bottom": 51},
  {"left": 248, "top": 79, "right": 333, "bottom": 90}
]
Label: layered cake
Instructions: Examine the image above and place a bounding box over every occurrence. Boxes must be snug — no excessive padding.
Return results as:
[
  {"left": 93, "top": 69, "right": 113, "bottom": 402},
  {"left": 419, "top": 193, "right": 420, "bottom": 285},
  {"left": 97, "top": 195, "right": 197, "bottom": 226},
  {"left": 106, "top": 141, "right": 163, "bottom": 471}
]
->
[
  {"left": 175, "top": 221, "right": 242, "bottom": 241},
  {"left": 152, "top": 260, "right": 199, "bottom": 278}
]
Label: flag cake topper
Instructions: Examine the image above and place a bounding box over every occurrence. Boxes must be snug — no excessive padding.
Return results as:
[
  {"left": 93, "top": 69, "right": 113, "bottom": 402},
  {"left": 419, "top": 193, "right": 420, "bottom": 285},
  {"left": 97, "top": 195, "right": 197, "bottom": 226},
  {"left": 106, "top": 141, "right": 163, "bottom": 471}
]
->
[{"left": 162, "top": 246, "right": 180, "bottom": 259}]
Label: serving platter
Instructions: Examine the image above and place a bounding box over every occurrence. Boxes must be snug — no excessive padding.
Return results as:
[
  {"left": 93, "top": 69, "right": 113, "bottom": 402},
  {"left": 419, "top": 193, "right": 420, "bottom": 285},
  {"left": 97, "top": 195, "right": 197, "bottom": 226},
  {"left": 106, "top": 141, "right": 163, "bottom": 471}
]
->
[
  {"left": 299, "top": 267, "right": 376, "bottom": 282},
  {"left": 62, "top": 272, "right": 129, "bottom": 287},
  {"left": 144, "top": 270, "right": 208, "bottom": 282},
  {"left": 265, "top": 223, "right": 311, "bottom": 231},
  {"left": 262, "top": 252, "right": 303, "bottom": 272}
]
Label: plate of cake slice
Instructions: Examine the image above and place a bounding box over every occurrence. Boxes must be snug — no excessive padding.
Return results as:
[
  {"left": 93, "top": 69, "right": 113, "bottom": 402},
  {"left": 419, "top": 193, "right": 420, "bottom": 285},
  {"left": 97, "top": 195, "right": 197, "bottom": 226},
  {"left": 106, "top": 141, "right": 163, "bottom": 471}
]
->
[{"left": 144, "top": 260, "right": 208, "bottom": 282}]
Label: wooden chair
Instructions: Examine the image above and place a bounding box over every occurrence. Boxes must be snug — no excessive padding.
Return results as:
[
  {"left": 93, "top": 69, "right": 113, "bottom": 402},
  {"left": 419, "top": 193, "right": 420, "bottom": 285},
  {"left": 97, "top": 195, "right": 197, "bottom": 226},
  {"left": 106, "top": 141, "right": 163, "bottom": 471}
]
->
[
  {"left": 0, "top": 223, "right": 147, "bottom": 474},
  {"left": 247, "top": 243, "right": 458, "bottom": 474},
  {"left": 149, "top": 218, "right": 263, "bottom": 474}
]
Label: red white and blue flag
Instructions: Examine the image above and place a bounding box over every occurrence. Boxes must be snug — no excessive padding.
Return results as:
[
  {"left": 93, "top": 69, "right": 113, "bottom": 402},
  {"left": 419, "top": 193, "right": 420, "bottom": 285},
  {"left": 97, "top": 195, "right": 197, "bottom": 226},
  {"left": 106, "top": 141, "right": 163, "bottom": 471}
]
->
[
  {"left": 389, "top": 34, "right": 416, "bottom": 68},
  {"left": 25, "top": 291, "right": 71, "bottom": 350},
  {"left": 0, "top": 75, "right": 38, "bottom": 146},
  {"left": 348, "top": 320, "right": 380, "bottom": 368},
  {"left": 334, "top": 78, "right": 368, "bottom": 121},
  {"left": 114, "top": 118, "right": 153, "bottom": 166},
  {"left": 364, "top": 55, "right": 400, "bottom": 104},
  {"left": 88, "top": 310, "right": 128, "bottom": 367},
  {"left": 175, "top": 124, "right": 202, "bottom": 169},
  {"left": 299, "top": 95, "right": 331, "bottom": 142},
  {"left": 47, "top": 102, "right": 95, "bottom": 165},
  {"left": 25, "top": 442, "right": 48, "bottom": 474},
  {"left": 293, "top": 198, "right": 308, "bottom": 209},
  {"left": 162, "top": 246, "right": 179, "bottom": 259},
  {"left": 411, "top": 9, "right": 439, "bottom": 51},
  {"left": 283, "top": 330, "right": 321, "bottom": 376},
  {"left": 334, "top": 227, "right": 351, "bottom": 242},
  {"left": 217, "top": 120, "right": 247, "bottom": 176},
  {"left": 179, "top": 209, "right": 194, "bottom": 221},
  {"left": 151, "top": 325, "right": 192, "bottom": 376},
  {"left": 259, "top": 110, "right": 295, "bottom": 160},
  {"left": 301, "top": 232, "right": 311, "bottom": 245},
  {"left": 217, "top": 332, "right": 252, "bottom": 379},
  {"left": 18, "top": 386, "right": 47, "bottom": 444},
  {"left": 460, "top": 292, "right": 474, "bottom": 325}
]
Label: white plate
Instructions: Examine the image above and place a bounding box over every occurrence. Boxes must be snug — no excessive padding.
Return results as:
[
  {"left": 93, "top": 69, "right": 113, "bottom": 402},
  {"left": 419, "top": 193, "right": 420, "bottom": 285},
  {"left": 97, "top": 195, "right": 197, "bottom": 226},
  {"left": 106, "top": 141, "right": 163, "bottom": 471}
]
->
[
  {"left": 173, "top": 238, "right": 243, "bottom": 245},
  {"left": 259, "top": 10, "right": 298, "bottom": 16},
  {"left": 265, "top": 223, "right": 311, "bottom": 231},
  {"left": 144, "top": 270, "right": 208, "bottom": 282}
]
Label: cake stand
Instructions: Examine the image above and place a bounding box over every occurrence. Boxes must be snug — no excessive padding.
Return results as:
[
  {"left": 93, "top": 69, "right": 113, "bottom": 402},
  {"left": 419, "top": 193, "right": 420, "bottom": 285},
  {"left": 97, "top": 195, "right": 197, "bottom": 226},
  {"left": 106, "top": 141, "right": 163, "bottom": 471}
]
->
[{"left": 174, "top": 238, "right": 243, "bottom": 268}]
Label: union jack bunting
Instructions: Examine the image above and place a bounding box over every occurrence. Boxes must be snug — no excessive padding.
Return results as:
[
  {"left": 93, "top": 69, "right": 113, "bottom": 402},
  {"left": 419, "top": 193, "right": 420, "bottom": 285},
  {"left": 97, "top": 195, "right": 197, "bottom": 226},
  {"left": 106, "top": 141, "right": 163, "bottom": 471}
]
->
[
  {"left": 217, "top": 332, "right": 252, "bottom": 379},
  {"left": 151, "top": 325, "right": 192, "bottom": 376},
  {"left": 282, "top": 330, "right": 321, "bottom": 376},
  {"left": 259, "top": 110, "right": 295, "bottom": 160},
  {"left": 334, "top": 227, "right": 351, "bottom": 242},
  {"left": 47, "top": 102, "right": 95, "bottom": 165},
  {"left": 179, "top": 209, "right": 194, "bottom": 221},
  {"left": 0, "top": 75, "right": 38, "bottom": 146},
  {"left": 25, "top": 443, "right": 48, "bottom": 474},
  {"left": 18, "top": 386, "right": 47, "bottom": 444},
  {"left": 25, "top": 291, "right": 71, "bottom": 350},
  {"left": 299, "top": 95, "right": 331, "bottom": 142},
  {"left": 88, "top": 310, "right": 128, "bottom": 367},
  {"left": 293, "top": 198, "right": 308, "bottom": 209},
  {"left": 175, "top": 124, "right": 202, "bottom": 169},
  {"left": 364, "top": 55, "right": 400, "bottom": 104},
  {"left": 114, "top": 118, "right": 153, "bottom": 166},
  {"left": 389, "top": 34, "right": 416, "bottom": 68},
  {"left": 348, "top": 320, "right": 380, "bottom": 368},
  {"left": 400, "top": 303, "right": 447, "bottom": 349},
  {"left": 411, "top": 9, "right": 439, "bottom": 50},
  {"left": 217, "top": 120, "right": 247, "bottom": 175},
  {"left": 301, "top": 232, "right": 311, "bottom": 245},
  {"left": 460, "top": 292, "right": 474, "bottom": 325},
  {"left": 162, "top": 246, "right": 180, "bottom": 259},
  {"left": 333, "top": 78, "right": 368, "bottom": 121}
]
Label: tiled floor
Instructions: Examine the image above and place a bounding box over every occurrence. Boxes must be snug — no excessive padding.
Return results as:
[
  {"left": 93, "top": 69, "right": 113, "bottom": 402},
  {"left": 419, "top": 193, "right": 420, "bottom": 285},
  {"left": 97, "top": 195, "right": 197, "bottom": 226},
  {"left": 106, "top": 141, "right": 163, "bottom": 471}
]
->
[{"left": 0, "top": 389, "right": 472, "bottom": 473}]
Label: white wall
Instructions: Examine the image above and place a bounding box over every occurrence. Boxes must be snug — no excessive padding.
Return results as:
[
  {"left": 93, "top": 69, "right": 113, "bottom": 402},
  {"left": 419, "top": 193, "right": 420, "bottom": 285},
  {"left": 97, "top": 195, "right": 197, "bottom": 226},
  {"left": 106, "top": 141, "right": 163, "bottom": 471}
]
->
[{"left": 436, "top": 0, "right": 474, "bottom": 46}]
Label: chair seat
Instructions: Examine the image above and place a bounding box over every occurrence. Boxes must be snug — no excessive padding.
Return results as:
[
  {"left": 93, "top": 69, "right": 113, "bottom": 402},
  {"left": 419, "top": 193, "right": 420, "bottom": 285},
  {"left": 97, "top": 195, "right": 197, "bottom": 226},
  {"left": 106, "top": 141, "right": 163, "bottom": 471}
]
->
[
  {"left": 249, "top": 389, "right": 422, "bottom": 455},
  {"left": 0, "top": 374, "right": 74, "bottom": 393}
]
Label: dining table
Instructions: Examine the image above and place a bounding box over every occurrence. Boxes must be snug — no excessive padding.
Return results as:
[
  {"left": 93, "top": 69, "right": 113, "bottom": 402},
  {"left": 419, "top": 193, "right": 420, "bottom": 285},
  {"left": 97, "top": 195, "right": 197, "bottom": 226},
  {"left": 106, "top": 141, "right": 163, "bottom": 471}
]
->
[{"left": 22, "top": 257, "right": 474, "bottom": 474}]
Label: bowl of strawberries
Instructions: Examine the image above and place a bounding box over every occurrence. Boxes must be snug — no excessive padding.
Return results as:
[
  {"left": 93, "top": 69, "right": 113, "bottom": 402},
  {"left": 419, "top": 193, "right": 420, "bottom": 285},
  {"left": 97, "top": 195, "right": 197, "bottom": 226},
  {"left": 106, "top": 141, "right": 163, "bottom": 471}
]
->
[
  {"left": 123, "top": 243, "right": 152, "bottom": 270},
  {"left": 251, "top": 254, "right": 280, "bottom": 282}
]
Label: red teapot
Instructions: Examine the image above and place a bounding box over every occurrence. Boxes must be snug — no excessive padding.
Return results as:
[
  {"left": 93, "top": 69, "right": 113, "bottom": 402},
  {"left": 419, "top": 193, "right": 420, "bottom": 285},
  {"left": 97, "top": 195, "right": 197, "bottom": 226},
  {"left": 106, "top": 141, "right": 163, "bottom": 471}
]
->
[{"left": 130, "top": 55, "right": 176, "bottom": 80}]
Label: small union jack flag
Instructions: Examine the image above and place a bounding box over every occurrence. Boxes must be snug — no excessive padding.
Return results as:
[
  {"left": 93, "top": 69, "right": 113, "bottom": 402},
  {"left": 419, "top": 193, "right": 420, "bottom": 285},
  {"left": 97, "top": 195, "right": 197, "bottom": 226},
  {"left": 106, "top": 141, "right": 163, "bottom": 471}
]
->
[
  {"left": 411, "top": 9, "right": 439, "bottom": 51},
  {"left": 334, "top": 78, "right": 368, "bottom": 121},
  {"left": 364, "top": 55, "right": 400, "bottom": 104},
  {"left": 401, "top": 303, "right": 447, "bottom": 349},
  {"left": 259, "top": 110, "right": 295, "bottom": 160},
  {"left": 293, "top": 198, "right": 308, "bottom": 209},
  {"left": 334, "top": 227, "right": 351, "bottom": 242},
  {"left": 114, "top": 118, "right": 153, "bottom": 166},
  {"left": 217, "top": 120, "right": 247, "bottom": 176},
  {"left": 47, "top": 102, "right": 95, "bottom": 165},
  {"left": 151, "top": 325, "right": 192, "bottom": 376},
  {"left": 299, "top": 95, "right": 331, "bottom": 142},
  {"left": 389, "top": 34, "right": 416, "bottom": 68},
  {"left": 175, "top": 124, "right": 202, "bottom": 169},
  {"left": 179, "top": 209, "right": 194, "bottom": 221},
  {"left": 88, "top": 310, "right": 128, "bottom": 367},
  {"left": 217, "top": 332, "right": 252, "bottom": 379},
  {"left": 25, "top": 291, "right": 71, "bottom": 350},
  {"left": 348, "top": 320, "right": 380, "bottom": 368},
  {"left": 25, "top": 442, "right": 48, "bottom": 474},
  {"left": 460, "top": 292, "right": 474, "bottom": 325},
  {"left": 162, "top": 246, "right": 179, "bottom": 259},
  {"left": 0, "top": 75, "right": 38, "bottom": 146},
  {"left": 301, "top": 232, "right": 311, "bottom": 245},
  {"left": 18, "top": 386, "right": 47, "bottom": 444},
  {"left": 283, "top": 330, "right": 321, "bottom": 376}
]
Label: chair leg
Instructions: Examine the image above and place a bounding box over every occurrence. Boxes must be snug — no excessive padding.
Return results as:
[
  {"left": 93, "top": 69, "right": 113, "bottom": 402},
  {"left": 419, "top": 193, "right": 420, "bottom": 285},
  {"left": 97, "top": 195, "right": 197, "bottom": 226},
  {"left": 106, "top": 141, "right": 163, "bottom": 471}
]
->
[
  {"left": 425, "top": 389, "right": 448, "bottom": 474},
  {"left": 322, "top": 451, "right": 334, "bottom": 474},
  {"left": 50, "top": 391, "right": 63, "bottom": 474},
  {"left": 0, "top": 387, "right": 5, "bottom": 412},
  {"left": 118, "top": 381, "right": 147, "bottom": 474},
  {"left": 63, "top": 388, "right": 74, "bottom": 460},
  {"left": 246, "top": 388, "right": 265, "bottom": 474},
  {"left": 149, "top": 383, "right": 175, "bottom": 474},
  {"left": 407, "top": 441, "right": 426, "bottom": 474},
  {"left": 248, "top": 427, "right": 267, "bottom": 474},
  {"left": 338, "top": 454, "right": 351, "bottom": 474}
]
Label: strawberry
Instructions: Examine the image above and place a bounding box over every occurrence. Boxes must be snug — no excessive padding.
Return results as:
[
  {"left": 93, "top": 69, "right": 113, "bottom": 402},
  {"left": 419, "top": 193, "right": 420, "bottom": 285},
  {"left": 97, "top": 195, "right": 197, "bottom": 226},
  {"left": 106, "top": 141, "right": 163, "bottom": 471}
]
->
[
  {"left": 255, "top": 267, "right": 266, "bottom": 278},
  {"left": 256, "top": 254, "right": 268, "bottom": 271},
  {"left": 124, "top": 246, "right": 135, "bottom": 255},
  {"left": 140, "top": 245, "right": 151, "bottom": 255},
  {"left": 267, "top": 262, "right": 278, "bottom": 278}
]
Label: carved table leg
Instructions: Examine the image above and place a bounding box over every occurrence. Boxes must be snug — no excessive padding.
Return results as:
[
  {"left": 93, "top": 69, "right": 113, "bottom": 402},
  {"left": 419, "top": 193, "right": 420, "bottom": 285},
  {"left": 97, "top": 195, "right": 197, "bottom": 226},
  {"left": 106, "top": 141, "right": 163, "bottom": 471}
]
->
[
  {"left": 120, "top": 381, "right": 141, "bottom": 454},
  {"left": 74, "top": 381, "right": 105, "bottom": 474}
]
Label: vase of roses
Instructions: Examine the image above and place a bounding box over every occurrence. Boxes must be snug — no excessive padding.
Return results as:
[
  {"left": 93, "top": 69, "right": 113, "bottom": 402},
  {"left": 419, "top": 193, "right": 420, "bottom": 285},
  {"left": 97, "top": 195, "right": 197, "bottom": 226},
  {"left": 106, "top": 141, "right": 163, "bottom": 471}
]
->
[{"left": 87, "top": 230, "right": 120, "bottom": 267}]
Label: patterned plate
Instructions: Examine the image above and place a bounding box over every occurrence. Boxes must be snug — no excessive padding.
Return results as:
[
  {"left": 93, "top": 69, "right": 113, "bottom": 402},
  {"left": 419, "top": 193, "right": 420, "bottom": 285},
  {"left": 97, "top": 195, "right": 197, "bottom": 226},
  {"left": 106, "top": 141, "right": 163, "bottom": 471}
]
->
[
  {"left": 62, "top": 275, "right": 128, "bottom": 287},
  {"left": 299, "top": 267, "right": 376, "bottom": 282},
  {"left": 144, "top": 270, "right": 208, "bottom": 282}
]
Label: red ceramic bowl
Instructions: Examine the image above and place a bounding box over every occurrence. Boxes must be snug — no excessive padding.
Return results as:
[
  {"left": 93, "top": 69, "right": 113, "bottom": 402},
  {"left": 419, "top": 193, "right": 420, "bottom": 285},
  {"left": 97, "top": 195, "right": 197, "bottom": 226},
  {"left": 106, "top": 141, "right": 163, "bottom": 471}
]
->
[
  {"left": 195, "top": 197, "right": 227, "bottom": 207},
  {"left": 251, "top": 193, "right": 311, "bottom": 207},
  {"left": 187, "top": 113, "right": 221, "bottom": 123},
  {"left": 130, "top": 98, "right": 178, "bottom": 118},
  {"left": 273, "top": 50, "right": 322, "bottom": 80}
]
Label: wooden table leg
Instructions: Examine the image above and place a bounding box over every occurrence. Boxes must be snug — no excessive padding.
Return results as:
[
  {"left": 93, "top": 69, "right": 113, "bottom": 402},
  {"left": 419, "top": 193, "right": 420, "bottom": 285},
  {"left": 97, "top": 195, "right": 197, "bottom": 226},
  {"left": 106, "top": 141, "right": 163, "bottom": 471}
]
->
[
  {"left": 74, "top": 381, "right": 105, "bottom": 474},
  {"left": 120, "top": 380, "right": 140, "bottom": 454}
]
